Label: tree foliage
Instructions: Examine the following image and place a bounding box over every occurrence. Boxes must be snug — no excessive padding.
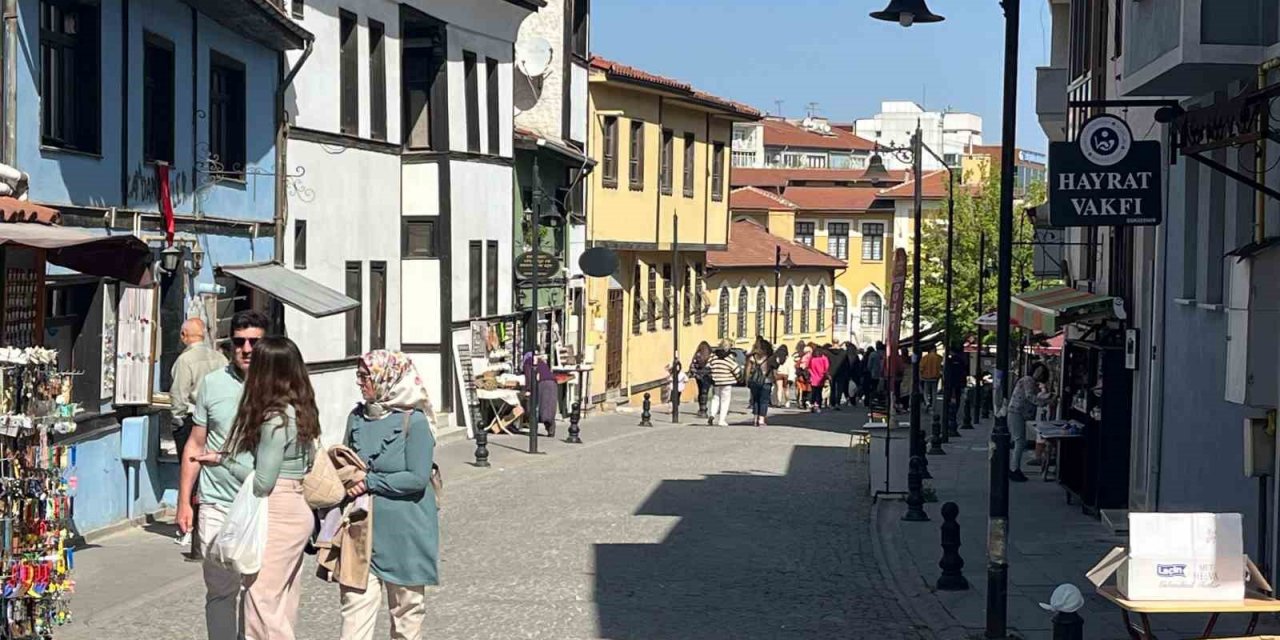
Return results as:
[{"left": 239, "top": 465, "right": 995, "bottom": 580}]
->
[{"left": 918, "top": 168, "right": 1045, "bottom": 345}]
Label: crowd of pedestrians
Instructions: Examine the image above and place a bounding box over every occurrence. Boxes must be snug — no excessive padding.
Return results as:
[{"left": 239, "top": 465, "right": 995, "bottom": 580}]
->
[{"left": 686, "top": 337, "right": 971, "bottom": 427}]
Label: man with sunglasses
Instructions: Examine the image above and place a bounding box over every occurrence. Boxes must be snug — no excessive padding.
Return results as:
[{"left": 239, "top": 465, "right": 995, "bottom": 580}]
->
[{"left": 176, "top": 310, "right": 268, "bottom": 640}]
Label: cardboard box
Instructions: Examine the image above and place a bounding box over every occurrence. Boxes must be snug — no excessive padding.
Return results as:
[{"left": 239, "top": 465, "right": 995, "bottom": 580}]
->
[{"left": 1086, "top": 513, "right": 1266, "bottom": 602}]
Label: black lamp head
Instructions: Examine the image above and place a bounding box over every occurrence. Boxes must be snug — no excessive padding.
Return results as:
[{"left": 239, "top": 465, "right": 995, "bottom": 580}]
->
[
  {"left": 870, "top": 0, "right": 945, "bottom": 27},
  {"left": 862, "top": 153, "right": 894, "bottom": 186}
]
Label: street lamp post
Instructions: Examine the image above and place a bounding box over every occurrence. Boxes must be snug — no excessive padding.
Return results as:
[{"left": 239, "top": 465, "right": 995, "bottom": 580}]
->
[
  {"left": 871, "top": 0, "right": 1021, "bottom": 636},
  {"left": 527, "top": 155, "right": 543, "bottom": 455}
]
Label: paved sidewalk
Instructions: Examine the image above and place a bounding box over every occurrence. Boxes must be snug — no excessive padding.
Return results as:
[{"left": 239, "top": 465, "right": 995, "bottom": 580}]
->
[
  {"left": 873, "top": 415, "right": 1280, "bottom": 639},
  {"left": 60, "top": 391, "right": 932, "bottom": 639}
]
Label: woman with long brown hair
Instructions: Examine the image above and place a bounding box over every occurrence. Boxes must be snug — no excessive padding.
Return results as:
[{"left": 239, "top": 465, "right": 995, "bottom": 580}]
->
[{"left": 195, "top": 336, "right": 318, "bottom": 640}]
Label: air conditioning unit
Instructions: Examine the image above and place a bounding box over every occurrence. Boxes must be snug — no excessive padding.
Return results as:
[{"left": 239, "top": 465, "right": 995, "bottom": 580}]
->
[{"left": 1225, "top": 248, "right": 1280, "bottom": 407}]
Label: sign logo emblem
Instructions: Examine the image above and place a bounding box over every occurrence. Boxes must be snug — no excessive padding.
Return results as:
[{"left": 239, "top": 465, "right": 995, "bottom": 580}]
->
[
  {"left": 1079, "top": 114, "right": 1133, "bottom": 167},
  {"left": 1156, "top": 564, "right": 1187, "bottom": 578}
]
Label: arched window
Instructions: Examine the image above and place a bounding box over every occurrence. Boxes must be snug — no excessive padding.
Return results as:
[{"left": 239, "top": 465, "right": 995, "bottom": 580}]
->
[
  {"left": 756, "top": 286, "right": 767, "bottom": 340},
  {"left": 861, "top": 291, "right": 883, "bottom": 326},
  {"left": 834, "top": 290, "right": 849, "bottom": 332},
  {"left": 718, "top": 287, "right": 730, "bottom": 339},
  {"left": 800, "top": 286, "right": 811, "bottom": 333},
  {"left": 784, "top": 286, "right": 795, "bottom": 335},
  {"left": 737, "top": 287, "right": 749, "bottom": 338},
  {"left": 817, "top": 286, "right": 827, "bottom": 332}
]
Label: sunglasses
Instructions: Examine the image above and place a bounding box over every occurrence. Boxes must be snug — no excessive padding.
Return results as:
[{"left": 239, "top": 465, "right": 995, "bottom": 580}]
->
[{"left": 231, "top": 337, "right": 260, "bottom": 348}]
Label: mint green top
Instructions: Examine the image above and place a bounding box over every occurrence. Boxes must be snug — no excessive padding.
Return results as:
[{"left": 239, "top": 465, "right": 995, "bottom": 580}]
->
[
  {"left": 192, "top": 366, "right": 254, "bottom": 507},
  {"left": 221, "top": 406, "right": 311, "bottom": 497}
]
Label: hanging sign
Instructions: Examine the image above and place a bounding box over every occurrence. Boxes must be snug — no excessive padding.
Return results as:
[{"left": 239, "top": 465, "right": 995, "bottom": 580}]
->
[
  {"left": 514, "top": 251, "right": 561, "bottom": 281},
  {"left": 1049, "top": 114, "right": 1163, "bottom": 227}
]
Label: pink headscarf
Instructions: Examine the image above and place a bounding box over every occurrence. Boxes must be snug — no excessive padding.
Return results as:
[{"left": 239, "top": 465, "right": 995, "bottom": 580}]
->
[{"left": 359, "top": 350, "right": 437, "bottom": 436}]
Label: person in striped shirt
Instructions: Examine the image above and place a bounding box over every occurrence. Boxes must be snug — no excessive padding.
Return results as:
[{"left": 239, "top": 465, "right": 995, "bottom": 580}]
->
[{"left": 706, "top": 340, "right": 742, "bottom": 426}]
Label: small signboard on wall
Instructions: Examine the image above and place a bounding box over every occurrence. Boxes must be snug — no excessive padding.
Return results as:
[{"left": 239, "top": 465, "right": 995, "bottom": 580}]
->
[{"left": 1049, "top": 114, "right": 1163, "bottom": 227}]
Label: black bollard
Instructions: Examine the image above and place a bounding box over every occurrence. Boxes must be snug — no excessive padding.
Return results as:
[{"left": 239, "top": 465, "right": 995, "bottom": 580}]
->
[
  {"left": 902, "top": 456, "right": 930, "bottom": 521},
  {"left": 639, "top": 392, "right": 653, "bottom": 427},
  {"left": 1051, "top": 611, "right": 1083, "bottom": 640},
  {"left": 981, "top": 384, "right": 992, "bottom": 419},
  {"left": 567, "top": 401, "right": 583, "bottom": 444},
  {"left": 938, "top": 410, "right": 951, "bottom": 444},
  {"left": 928, "top": 414, "right": 946, "bottom": 455},
  {"left": 961, "top": 387, "right": 975, "bottom": 429},
  {"left": 936, "top": 502, "right": 969, "bottom": 590},
  {"left": 473, "top": 422, "right": 491, "bottom": 468},
  {"left": 945, "top": 394, "right": 961, "bottom": 438}
]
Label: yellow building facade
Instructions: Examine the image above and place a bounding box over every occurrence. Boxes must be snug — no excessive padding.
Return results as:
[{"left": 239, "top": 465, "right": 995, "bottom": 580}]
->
[{"left": 581, "top": 57, "right": 760, "bottom": 408}]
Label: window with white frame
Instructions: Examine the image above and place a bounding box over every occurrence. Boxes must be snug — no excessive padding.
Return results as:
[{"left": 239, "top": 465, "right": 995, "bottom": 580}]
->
[
  {"left": 834, "top": 290, "right": 848, "bottom": 330},
  {"left": 736, "top": 287, "right": 748, "bottom": 338},
  {"left": 794, "top": 221, "right": 815, "bottom": 247},
  {"left": 860, "top": 291, "right": 883, "bottom": 326},
  {"left": 861, "top": 222, "right": 885, "bottom": 261},
  {"left": 828, "top": 222, "right": 849, "bottom": 259},
  {"left": 800, "top": 286, "right": 811, "bottom": 333},
  {"left": 806, "top": 154, "right": 827, "bottom": 168}
]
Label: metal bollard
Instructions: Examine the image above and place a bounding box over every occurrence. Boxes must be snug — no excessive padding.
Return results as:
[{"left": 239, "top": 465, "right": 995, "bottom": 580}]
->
[
  {"left": 981, "top": 384, "right": 992, "bottom": 419},
  {"left": 902, "top": 456, "right": 930, "bottom": 521},
  {"left": 639, "top": 392, "right": 653, "bottom": 427},
  {"left": 1051, "top": 611, "right": 1083, "bottom": 640},
  {"left": 567, "top": 401, "right": 583, "bottom": 444},
  {"left": 928, "top": 414, "right": 946, "bottom": 455},
  {"left": 936, "top": 502, "right": 969, "bottom": 591},
  {"left": 473, "top": 422, "right": 491, "bottom": 468},
  {"left": 939, "top": 408, "right": 951, "bottom": 444}
]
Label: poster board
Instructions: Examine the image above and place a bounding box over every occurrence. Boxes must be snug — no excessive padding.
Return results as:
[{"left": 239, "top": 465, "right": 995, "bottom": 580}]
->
[
  {"left": 451, "top": 327, "right": 477, "bottom": 435},
  {"left": 114, "top": 285, "right": 157, "bottom": 406}
]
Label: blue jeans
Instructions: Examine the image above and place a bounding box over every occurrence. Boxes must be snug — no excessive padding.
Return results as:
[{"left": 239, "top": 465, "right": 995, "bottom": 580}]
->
[{"left": 748, "top": 382, "right": 771, "bottom": 417}]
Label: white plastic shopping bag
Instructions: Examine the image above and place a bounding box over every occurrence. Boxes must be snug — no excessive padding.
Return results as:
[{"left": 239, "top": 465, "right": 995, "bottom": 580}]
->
[{"left": 208, "top": 477, "right": 268, "bottom": 575}]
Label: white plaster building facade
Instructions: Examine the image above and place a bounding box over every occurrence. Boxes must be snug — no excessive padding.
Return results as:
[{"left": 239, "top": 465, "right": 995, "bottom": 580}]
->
[
  {"left": 283, "top": 0, "right": 536, "bottom": 438},
  {"left": 853, "top": 101, "right": 983, "bottom": 171}
]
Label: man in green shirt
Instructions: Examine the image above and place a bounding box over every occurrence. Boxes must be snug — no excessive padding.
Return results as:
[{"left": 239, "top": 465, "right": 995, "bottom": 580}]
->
[{"left": 176, "top": 310, "right": 268, "bottom": 640}]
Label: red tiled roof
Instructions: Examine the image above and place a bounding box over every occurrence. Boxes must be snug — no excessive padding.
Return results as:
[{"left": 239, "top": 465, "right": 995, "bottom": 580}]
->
[
  {"left": 780, "top": 186, "right": 885, "bottom": 212},
  {"left": 877, "top": 170, "right": 953, "bottom": 200},
  {"left": 760, "top": 118, "right": 876, "bottom": 151},
  {"left": 729, "top": 187, "right": 797, "bottom": 210},
  {"left": 730, "top": 167, "right": 910, "bottom": 188},
  {"left": 588, "top": 56, "right": 762, "bottom": 119},
  {"left": 708, "top": 220, "right": 845, "bottom": 269}
]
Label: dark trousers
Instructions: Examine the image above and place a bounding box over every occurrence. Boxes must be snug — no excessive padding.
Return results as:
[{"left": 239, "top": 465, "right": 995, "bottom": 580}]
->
[
  {"left": 748, "top": 382, "right": 771, "bottom": 417},
  {"left": 831, "top": 376, "right": 850, "bottom": 406},
  {"left": 810, "top": 384, "right": 824, "bottom": 408},
  {"left": 696, "top": 377, "right": 713, "bottom": 414}
]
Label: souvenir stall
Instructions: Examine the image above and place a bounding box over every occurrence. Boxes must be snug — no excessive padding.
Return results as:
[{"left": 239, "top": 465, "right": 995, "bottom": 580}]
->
[
  {"left": 0, "top": 200, "right": 152, "bottom": 637},
  {"left": 460, "top": 317, "right": 527, "bottom": 436},
  {"left": 1010, "top": 287, "right": 1129, "bottom": 518}
]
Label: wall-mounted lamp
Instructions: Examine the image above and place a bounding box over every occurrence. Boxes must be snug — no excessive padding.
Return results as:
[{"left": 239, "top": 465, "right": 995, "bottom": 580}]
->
[
  {"left": 160, "top": 245, "right": 183, "bottom": 274},
  {"left": 189, "top": 244, "right": 205, "bottom": 272}
]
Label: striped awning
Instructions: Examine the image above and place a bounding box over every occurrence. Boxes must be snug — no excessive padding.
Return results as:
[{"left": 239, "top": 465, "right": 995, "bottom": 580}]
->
[{"left": 1012, "top": 286, "right": 1119, "bottom": 334}]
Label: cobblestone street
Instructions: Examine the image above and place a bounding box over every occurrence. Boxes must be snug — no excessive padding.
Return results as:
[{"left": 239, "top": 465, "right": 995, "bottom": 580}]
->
[{"left": 58, "top": 393, "right": 931, "bottom": 640}]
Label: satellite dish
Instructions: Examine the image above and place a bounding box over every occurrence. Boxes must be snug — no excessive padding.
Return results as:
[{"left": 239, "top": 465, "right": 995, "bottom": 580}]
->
[
  {"left": 516, "top": 37, "right": 554, "bottom": 77},
  {"left": 579, "top": 247, "right": 618, "bottom": 278}
]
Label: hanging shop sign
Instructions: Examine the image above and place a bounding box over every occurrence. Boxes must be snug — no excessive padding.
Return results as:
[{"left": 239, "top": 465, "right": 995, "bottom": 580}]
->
[
  {"left": 1049, "top": 114, "right": 1163, "bottom": 227},
  {"left": 514, "top": 251, "right": 562, "bottom": 281}
]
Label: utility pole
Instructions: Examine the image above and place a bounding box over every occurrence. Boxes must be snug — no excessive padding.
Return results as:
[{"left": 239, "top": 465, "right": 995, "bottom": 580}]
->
[{"left": 527, "top": 155, "right": 542, "bottom": 455}]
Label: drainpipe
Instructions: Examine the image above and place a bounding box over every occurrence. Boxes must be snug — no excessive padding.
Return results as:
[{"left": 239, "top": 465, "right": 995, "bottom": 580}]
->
[
  {"left": 274, "top": 40, "right": 314, "bottom": 264},
  {"left": 1256, "top": 58, "right": 1280, "bottom": 243},
  {"left": 2, "top": 0, "right": 17, "bottom": 166}
]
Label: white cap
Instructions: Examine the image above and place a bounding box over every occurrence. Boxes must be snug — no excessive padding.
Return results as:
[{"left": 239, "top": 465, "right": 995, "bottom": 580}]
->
[{"left": 1038, "top": 584, "right": 1084, "bottom": 614}]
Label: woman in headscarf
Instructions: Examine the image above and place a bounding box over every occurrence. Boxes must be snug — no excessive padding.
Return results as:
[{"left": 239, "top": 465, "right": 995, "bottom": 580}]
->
[
  {"left": 523, "top": 351, "right": 558, "bottom": 437},
  {"left": 340, "top": 350, "right": 439, "bottom": 640}
]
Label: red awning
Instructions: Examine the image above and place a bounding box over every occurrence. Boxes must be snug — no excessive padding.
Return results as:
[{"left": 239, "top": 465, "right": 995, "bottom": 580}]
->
[{"left": 0, "top": 197, "right": 60, "bottom": 225}]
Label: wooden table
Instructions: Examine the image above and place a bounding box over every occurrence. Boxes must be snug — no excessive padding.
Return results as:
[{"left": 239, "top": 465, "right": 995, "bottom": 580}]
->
[{"left": 1097, "top": 586, "right": 1280, "bottom": 639}]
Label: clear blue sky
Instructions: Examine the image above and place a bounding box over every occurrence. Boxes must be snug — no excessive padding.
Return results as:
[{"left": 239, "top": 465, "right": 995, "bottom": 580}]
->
[{"left": 592, "top": 0, "right": 1051, "bottom": 152}]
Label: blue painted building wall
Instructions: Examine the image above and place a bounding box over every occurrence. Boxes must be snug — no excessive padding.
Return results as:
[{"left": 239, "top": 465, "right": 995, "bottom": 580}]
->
[{"left": 11, "top": 0, "right": 283, "bottom": 534}]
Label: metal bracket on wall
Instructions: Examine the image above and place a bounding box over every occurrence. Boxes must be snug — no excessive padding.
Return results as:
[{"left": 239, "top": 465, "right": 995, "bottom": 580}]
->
[{"left": 1186, "top": 151, "right": 1280, "bottom": 204}]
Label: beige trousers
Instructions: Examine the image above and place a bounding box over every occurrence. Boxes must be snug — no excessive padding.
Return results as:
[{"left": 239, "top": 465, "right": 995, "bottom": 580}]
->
[
  {"left": 340, "top": 571, "right": 427, "bottom": 640},
  {"left": 242, "top": 479, "right": 313, "bottom": 640},
  {"left": 199, "top": 503, "right": 243, "bottom": 640}
]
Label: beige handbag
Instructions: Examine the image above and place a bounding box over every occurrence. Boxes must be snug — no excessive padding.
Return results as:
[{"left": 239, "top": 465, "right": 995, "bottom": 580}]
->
[{"left": 302, "top": 444, "right": 345, "bottom": 510}]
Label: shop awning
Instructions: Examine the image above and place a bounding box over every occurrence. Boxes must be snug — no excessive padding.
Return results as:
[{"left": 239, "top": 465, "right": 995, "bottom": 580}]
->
[
  {"left": 217, "top": 262, "right": 358, "bottom": 318},
  {"left": 1012, "top": 286, "right": 1120, "bottom": 334},
  {"left": 0, "top": 222, "right": 152, "bottom": 285}
]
